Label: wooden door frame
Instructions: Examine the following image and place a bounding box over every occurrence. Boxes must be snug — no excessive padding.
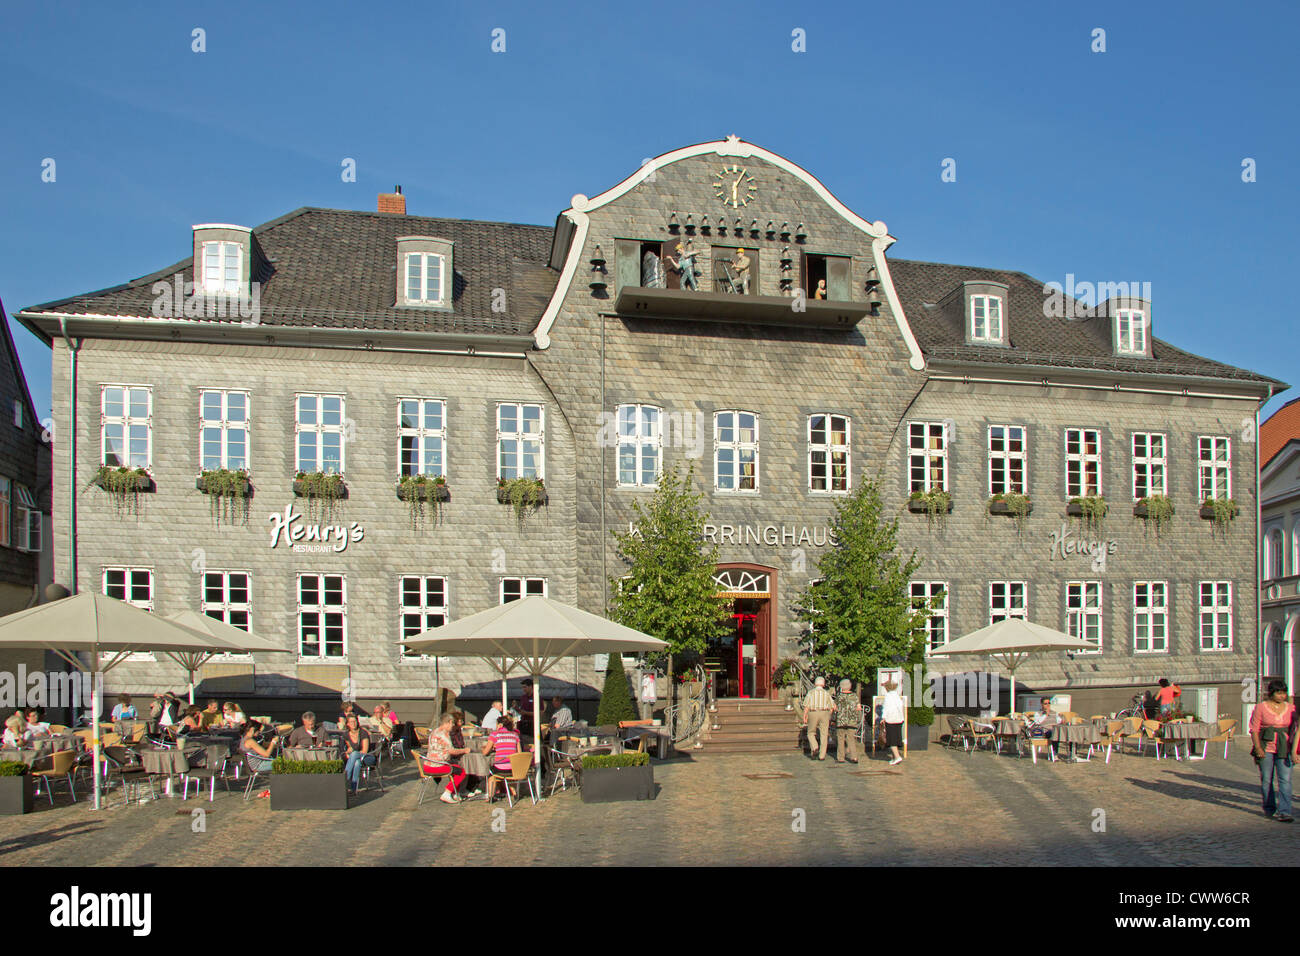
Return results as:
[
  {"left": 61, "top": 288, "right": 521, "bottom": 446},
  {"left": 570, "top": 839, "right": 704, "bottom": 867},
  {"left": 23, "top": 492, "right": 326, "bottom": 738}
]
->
[{"left": 715, "top": 562, "right": 778, "bottom": 700}]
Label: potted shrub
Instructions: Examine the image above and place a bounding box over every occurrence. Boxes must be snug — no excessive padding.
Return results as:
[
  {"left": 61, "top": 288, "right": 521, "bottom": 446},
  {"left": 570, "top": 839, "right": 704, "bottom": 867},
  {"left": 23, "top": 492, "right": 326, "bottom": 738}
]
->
[
  {"left": 906, "top": 705, "right": 934, "bottom": 752},
  {"left": 196, "top": 468, "right": 252, "bottom": 525},
  {"left": 1133, "top": 494, "right": 1174, "bottom": 531},
  {"left": 1067, "top": 495, "right": 1108, "bottom": 532},
  {"left": 269, "top": 758, "right": 348, "bottom": 810},
  {"left": 772, "top": 657, "right": 801, "bottom": 709},
  {"left": 579, "top": 751, "right": 656, "bottom": 803},
  {"left": 0, "top": 761, "right": 32, "bottom": 815},
  {"left": 396, "top": 474, "right": 450, "bottom": 529}
]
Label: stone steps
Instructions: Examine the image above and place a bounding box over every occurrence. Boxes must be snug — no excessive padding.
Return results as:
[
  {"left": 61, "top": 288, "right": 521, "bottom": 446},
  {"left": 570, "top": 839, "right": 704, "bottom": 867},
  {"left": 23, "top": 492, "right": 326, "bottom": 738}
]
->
[{"left": 693, "top": 699, "right": 805, "bottom": 756}]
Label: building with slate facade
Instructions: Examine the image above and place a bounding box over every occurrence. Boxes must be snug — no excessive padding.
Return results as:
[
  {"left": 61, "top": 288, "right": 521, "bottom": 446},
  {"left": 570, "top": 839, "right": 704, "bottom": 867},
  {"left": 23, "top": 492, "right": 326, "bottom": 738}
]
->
[{"left": 15, "top": 138, "right": 1286, "bottom": 718}]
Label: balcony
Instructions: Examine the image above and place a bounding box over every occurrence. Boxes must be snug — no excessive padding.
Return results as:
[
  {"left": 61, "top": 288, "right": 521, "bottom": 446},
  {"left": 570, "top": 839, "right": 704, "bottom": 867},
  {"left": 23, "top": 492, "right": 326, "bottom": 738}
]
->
[{"left": 613, "top": 286, "right": 867, "bottom": 331}]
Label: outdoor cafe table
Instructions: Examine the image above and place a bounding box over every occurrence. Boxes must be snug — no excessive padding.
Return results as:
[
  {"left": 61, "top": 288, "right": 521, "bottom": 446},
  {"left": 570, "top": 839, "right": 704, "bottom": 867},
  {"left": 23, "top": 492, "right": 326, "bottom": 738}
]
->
[
  {"left": 1, "top": 734, "right": 80, "bottom": 764},
  {"left": 1051, "top": 722, "right": 1100, "bottom": 760},
  {"left": 1160, "top": 720, "right": 1215, "bottom": 758}
]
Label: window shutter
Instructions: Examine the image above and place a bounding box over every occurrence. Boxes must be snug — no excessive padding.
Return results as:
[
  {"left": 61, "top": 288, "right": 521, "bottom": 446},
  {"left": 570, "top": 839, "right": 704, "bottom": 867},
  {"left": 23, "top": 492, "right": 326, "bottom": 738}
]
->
[
  {"left": 615, "top": 240, "right": 640, "bottom": 293},
  {"left": 827, "top": 256, "right": 851, "bottom": 301}
]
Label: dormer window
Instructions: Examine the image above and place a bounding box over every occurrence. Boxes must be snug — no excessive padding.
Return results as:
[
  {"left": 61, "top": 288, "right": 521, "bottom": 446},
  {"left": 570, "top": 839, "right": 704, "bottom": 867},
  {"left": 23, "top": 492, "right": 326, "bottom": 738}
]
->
[
  {"left": 201, "top": 241, "right": 242, "bottom": 293},
  {"left": 192, "top": 224, "right": 253, "bottom": 296},
  {"left": 1117, "top": 309, "right": 1147, "bottom": 354},
  {"left": 971, "top": 295, "right": 1002, "bottom": 342},
  {"left": 396, "top": 236, "right": 454, "bottom": 309},
  {"left": 405, "top": 252, "right": 445, "bottom": 303}
]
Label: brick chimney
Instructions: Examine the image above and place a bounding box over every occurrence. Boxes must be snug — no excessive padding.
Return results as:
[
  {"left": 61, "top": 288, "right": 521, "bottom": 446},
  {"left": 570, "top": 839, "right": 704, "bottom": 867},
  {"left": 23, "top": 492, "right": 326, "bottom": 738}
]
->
[{"left": 378, "top": 185, "right": 406, "bottom": 215}]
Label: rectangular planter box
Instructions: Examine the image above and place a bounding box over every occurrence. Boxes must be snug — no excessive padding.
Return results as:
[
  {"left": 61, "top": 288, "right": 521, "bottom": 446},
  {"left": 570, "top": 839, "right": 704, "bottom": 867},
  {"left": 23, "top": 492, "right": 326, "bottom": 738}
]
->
[
  {"left": 93, "top": 472, "right": 154, "bottom": 493},
  {"left": 496, "top": 487, "right": 548, "bottom": 506},
  {"left": 906, "top": 725, "right": 930, "bottom": 751},
  {"left": 580, "top": 764, "right": 655, "bottom": 804},
  {"left": 988, "top": 500, "right": 1032, "bottom": 516},
  {"left": 196, "top": 475, "right": 252, "bottom": 497},
  {"left": 906, "top": 498, "right": 952, "bottom": 515},
  {"left": 395, "top": 482, "right": 451, "bottom": 502},
  {"left": 1199, "top": 503, "right": 1238, "bottom": 521},
  {"left": 293, "top": 478, "right": 348, "bottom": 500},
  {"left": 1134, "top": 500, "right": 1174, "bottom": 519},
  {"left": 0, "top": 775, "right": 33, "bottom": 814},
  {"left": 270, "top": 772, "right": 348, "bottom": 810}
]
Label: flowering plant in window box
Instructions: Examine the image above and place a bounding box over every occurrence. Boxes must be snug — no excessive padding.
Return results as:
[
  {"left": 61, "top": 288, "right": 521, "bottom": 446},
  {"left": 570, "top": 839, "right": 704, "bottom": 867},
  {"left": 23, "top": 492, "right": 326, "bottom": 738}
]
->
[
  {"left": 1199, "top": 497, "right": 1238, "bottom": 531},
  {"left": 293, "top": 471, "right": 347, "bottom": 522},
  {"left": 1066, "top": 495, "right": 1108, "bottom": 533},
  {"left": 987, "top": 492, "right": 1032, "bottom": 527},
  {"left": 497, "top": 477, "right": 547, "bottom": 523},
  {"left": 196, "top": 469, "right": 252, "bottom": 526},
  {"left": 906, "top": 489, "right": 951, "bottom": 526},
  {"left": 396, "top": 474, "right": 449, "bottom": 529},
  {"left": 89, "top": 465, "right": 154, "bottom": 516},
  {"left": 1133, "top": 495, "right": 1174, "bottom": 532}
]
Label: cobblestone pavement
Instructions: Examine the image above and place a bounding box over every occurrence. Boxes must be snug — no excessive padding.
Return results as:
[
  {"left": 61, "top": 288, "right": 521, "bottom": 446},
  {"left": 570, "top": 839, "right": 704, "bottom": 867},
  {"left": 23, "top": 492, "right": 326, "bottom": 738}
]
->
[{"left": 0, "top": 739, "right": 1289, "bottom": 866}]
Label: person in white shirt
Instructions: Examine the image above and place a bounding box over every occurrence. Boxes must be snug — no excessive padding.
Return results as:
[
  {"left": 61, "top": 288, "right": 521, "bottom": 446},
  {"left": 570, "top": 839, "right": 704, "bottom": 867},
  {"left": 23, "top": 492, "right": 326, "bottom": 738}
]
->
[
  {"left": 549, "top": 696, "right": 574, "bottom": 729},
  {"left": 2, "top": 713, "right": 30, "bottom": 748},
  {"left": 881, "top": 679, "right": 906, "bottom": 766},
  {"left": 23, "top": 709, "right": 51, "bottom": 737},
  {"left": 480, "top": 701, "right": 503, "bottom": 731}
]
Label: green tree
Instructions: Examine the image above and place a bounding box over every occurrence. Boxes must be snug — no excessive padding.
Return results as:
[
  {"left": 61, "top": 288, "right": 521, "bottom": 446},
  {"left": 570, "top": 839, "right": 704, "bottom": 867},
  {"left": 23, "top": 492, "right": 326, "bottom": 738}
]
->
[
  {"left": 796, "top": 477, "right": 934, "bottom": 684},
  {"left": 595, "top": 652, "right": 638, "bottom": 725},
  {"left": 608, "top": 462, "right": 731, "bottom": 685}
]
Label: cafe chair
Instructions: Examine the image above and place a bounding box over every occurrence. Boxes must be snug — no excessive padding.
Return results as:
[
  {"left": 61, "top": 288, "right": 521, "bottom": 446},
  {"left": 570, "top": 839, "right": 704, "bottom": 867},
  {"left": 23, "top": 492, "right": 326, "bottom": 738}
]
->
[
  {"left": 359, "top": 749, "right": 386, "bottom": 793},
  {"left": 547, "top": 748, "right": 581, "bottom": 796},
  {"left": 242, "top": 752, "right": 275, "bottom": 801},
  {"left": 1096, "top": 721, "right": 1125, "bottom": 763},
  {"left": 31, "top": 750, "right": 78, "bottom": 805},
  {"left": 944, "top": 715, "right": 973, "bottom": 752},
  {"left": 490, "top": 752, "right": 537, "bottom": 808},
  {"left": 104, "top": 745, "right": 156, "bottom": 805},
  {"left": 180, "top": 752, "right": 229, "bottom": 801},
  {"left": 967, "top": 720, "right": 996, "bottom": 753},
  {"left": 1198, "top": 718, "right": 1237, "bottom": 760},
  {"left": 1023, "top": 733, "right": 1056, "bottom": 764},
  {"left": 413, "top": 758, "right": 451, "bottom": 807},
  {"left": 1139, "top": 720, "right": 1171, "bottom": 759}
]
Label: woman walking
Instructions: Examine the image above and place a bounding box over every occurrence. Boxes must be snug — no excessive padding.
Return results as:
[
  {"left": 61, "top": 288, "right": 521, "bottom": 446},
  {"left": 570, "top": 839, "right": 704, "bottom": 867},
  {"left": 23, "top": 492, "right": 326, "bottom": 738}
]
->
[
  {"left": 1249, "top": 679, "right": 1298, "bottom": 822},
  {"left": 881, "top": 678, "right": 906, "bottom": 766}
]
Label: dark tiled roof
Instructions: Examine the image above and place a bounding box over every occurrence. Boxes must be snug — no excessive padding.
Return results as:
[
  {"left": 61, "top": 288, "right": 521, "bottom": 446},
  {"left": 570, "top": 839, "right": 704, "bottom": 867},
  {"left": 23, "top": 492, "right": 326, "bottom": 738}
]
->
[
  {"left": 22, "top": 208, "right": 558, "bottom": 337},
  {"left": 889, "top": 258, "right": 1283, "bottom": 386}
]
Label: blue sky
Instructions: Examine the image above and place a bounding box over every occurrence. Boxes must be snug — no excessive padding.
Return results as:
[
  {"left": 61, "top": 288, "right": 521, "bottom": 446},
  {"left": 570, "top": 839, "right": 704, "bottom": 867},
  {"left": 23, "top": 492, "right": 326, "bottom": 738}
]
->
[{"left": 1, "top": 0, "right": 1295, "bottom": 421}]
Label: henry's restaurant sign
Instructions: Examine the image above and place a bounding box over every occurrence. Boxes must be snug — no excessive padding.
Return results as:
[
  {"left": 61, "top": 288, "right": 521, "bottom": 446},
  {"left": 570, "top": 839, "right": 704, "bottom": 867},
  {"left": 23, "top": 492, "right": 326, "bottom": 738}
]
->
[{"left": 268, "top": 505, "right": 364, "bottom": 553}]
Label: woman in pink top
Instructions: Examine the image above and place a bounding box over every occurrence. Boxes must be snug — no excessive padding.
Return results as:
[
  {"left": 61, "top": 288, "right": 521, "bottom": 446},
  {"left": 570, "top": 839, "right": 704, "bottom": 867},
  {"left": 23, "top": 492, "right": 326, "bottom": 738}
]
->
[
  {"left": 1249, "top": 679, "right": 1299, "bottom": 822},
  {"left": 483, "top": 714, "right": 524, "bottom": 803},
  {"left": 422, "top": 712, "right": 468, "bottom": 805}
]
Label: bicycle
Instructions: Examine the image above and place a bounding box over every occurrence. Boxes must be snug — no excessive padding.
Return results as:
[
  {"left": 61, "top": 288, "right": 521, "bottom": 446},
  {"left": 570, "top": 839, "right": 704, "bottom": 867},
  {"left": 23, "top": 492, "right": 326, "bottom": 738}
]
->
[{"left": 1115, "top": 694, "right": 1149, "bottom": 719}]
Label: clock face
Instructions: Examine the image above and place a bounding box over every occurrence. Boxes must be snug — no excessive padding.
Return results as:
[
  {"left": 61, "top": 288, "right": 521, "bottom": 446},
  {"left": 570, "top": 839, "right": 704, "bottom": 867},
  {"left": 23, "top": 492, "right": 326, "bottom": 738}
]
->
[{"left": 713, "top": 164, "right": 757, "bottom": 208}]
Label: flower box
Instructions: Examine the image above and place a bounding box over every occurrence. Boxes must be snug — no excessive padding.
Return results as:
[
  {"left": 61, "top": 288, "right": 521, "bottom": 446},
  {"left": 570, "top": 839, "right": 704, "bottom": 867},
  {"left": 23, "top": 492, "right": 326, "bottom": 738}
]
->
[
  {"left": 1199, "top": 501, "right": 1239, "bottom": 521},
  {"left": 988, "top": 499, "right": 1032, "bottom": 516},
  {"left": 395, "top": 481, "right": 451, "bottom": 502},
  {"left": 196, "top": 474, "right": 252, "bottom": 496},
  {"left": 906, "top": 496, "right": 952, "bottom": 515},
  {"left": 293, "top": 478, "right": 348, "bottom": 499},
  {"left": 0, "top": 773, "right": 33, "bottom": 815},
  {"left": 92, "top": 470, "right": 154, "bottom": 493},
  {"left": 270, "top": 771, "right": 348, "bottom": 810},
  {"left": 496, "top": 487, "right": 548, "bottom": 506},
  {"left": 579, "top": 764, "right": 656, "bottom": 804}
]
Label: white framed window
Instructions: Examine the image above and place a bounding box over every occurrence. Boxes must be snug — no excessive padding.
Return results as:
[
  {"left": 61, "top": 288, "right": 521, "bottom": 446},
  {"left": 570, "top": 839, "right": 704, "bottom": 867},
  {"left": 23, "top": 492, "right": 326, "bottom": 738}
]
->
[
  {"left": 971, "top": 295, "right": 1002, "bottom": 341},
  {"left": 1198, "top": 581, "right": 1232, "bottom": 651},
  {"left": 296, "top": 394, "right": 345, "bottom": 474},
  {"left": 0, "top": 477, "right": 10, "bottom": 548},
  {"left": 399, "top": 399, "right": 446, "bottom": 477},
  {"left": 989, "top": 581, "right": 1026, "bottom": 624},
  {"left": 497, "top": 403, "right": 544, "bottom": 479},
  {"left": 1064, "top": 428, "right": 1101, "bottom": 498},
  {"left": 400, "top": 575, "right": 447, "bottom": 659},
  {"left": 405, "top": 252, "right": 445, "bottom": 304},
  {"left": 298, "top": 573, "right": 347, "bottom": 659},
  {"left": 911, "top": 581, "right": 948, "bottom": 656},
  {"left": 202, "top": 571, "right": 252, "bottom": 658},
  {"left": 200, "top": 241, "right": 242, "bottom": 294},
  {"left": 102, "top": 567, "right": 155, "bottom": 661},
  {"left": 808, "top": 414, "right": 850, "bottom": 493},
  {"left": 1066, "top": 581, "right": 1103, "bottom": 654},
  {"left": 617, "top": 404, "right": 661, "bottom": 488},
  {"left": 1267, "top": 528, "right": 1286, "bottom": 580},
  {"left": 1131, "top": 432, "right": 1166, "bottom": 500},
  {"left": 1117, "top": 309, "right": 1147, "bottom": 354},
  {"left": 1198, "top": 436, "right": 1231, "bottom": 501},
  {"left": 200, "top": 390, "right": 249, "bottom": 472},
  {"left": 987, "top": 425, "right": 1026, "bottom": 495},
  {"left": 14, "top": 485, "right": 38, "bottom": 553},
  {"left": 1133, "top": 581, "right": 1168, "bottom": 654},
  {"left": 714, "top": 410, "right": 759, "bottom": 492},
  {"left": 500, "top": 577, "right": 546, "bottom": 603},
  {"left": 101, "top": 385, "right": 152, "bottom": 469},
  {"left": 908, "top": 421, "right": 947, "bottom": 493}
]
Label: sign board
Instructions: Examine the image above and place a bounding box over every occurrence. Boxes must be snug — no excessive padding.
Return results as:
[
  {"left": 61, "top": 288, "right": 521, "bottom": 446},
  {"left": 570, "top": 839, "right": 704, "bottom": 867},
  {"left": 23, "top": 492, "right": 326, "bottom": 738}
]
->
[
  {"left": 593, "top": 653, "right": 609, "bottom": 673},
  {"left": 876, "top": 667, "right": 905, "bottom": 698}
]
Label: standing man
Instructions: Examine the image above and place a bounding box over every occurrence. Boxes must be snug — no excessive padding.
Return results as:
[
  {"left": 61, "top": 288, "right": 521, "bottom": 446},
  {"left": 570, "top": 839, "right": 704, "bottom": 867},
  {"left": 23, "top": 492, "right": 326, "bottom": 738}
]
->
[
  {"left": 730, "top": 248, "right": 751, "bottom": 294},
  {"left": 639, "top": 671, "right": 657, "bottom": 722},
  {"left": 480, "top": 700, "right": 503, "bottom": 731},
  {"left": 802, "top": 676, "right": 835, "bottom": 761},
  {"left": 833, "top": 679, "right": 863, "bottom": 764}
]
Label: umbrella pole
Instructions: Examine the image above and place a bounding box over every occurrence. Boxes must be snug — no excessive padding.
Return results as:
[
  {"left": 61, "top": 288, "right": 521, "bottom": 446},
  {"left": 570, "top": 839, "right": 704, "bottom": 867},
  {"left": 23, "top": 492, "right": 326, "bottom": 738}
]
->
[
  {"left": 501, "top": 659, "right": 508, "bottom": 718},
  {"left": 92, "top": 673, "right": 102, "bottom": 811},
  {"left": 533, "top": 668, "right": 542, "bottom": 797}
]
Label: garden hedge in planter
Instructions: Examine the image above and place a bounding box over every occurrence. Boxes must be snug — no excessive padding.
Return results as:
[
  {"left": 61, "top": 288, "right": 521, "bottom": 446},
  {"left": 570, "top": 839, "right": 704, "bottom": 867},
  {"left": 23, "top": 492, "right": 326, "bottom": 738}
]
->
[
  {"left": 580, "top": 751, "right": 655, "bottom": 803},
  {"left": 0, "top": 762, "right": 32, "bottom": 815},
  {"left": 270, "top": 758, "right": 347, "bottom": 810}
]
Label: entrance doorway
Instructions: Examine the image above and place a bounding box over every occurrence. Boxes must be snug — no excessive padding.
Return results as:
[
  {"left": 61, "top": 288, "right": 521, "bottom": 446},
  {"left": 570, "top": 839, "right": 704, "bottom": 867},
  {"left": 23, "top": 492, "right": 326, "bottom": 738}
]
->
[{"left": 708, "top": 565, "right": 777, "bottom": 699}]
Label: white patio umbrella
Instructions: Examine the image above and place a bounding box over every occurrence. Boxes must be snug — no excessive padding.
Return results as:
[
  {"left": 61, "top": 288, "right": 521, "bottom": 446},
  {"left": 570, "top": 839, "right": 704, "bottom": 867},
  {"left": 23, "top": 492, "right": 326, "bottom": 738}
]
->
[
  {"left": 0, "top": 592, "right": 265, "bottom": 809},
  {"left": 163, "top": 610, "right": 290, "bottom": 704},
  {"left": 933, "top": 618, "right": 1096, "bottom": 715},
  {"left": 401, "top": 596, "right": 667, "bottom": 794}
]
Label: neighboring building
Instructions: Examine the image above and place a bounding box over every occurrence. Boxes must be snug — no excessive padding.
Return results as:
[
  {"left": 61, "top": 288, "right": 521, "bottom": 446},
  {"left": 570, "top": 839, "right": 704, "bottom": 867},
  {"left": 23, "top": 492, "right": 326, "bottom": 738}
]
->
[
  {"left": 1261, "top": 397, "right": 1300, "bottom": 692},
  {"left": 0, "top": 298, "right": 55, "bottom": 692},
  {"left": 14, "top": 139, "right": 1285, "bottom": 719}
]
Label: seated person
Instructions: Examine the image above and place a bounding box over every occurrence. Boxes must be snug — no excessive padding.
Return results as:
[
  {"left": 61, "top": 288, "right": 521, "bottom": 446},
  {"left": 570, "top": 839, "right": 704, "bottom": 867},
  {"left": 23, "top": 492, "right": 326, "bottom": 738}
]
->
[
  {"left": 381, "top": 701, "right": 399, "bottom": 725},
  {"left": 287, "top": 711, "right": 331, "bottom": 748},
  {"left": 549, "top": 696, "right": 574, "bottom": 730},
  {"left": 199, "top": 699, "right": 222, "bottom": 729},
  {"left": 240, "top": 720, "right": 279, "bottom": 770},
  {"left": 483, "top": 714, "right": 526, "bottom": 803},
  {"left": 178, "top": 706, "right": 204, "bottom": 735},
  {"left": 422, "top": 712, "right": 469, "bottom": 804},
  {"left": 153, "top": 692, "right": 183, "bottom": 728},
  {"left": 222, "top": 701, "right": 247, "bottom": 729},
  {"left": 1029, "top": 698, "right": 1060, "bottom": 735},
  {"left": 2, "top": 712, "right": 30, "bottom": 748},
  {"left": 369, "top": 705, "right": 394, "bottom": 738},
  {"left": 340, "top": 714, "right": 376, "bottom": 794},
  {"left": 480, "top": 700, "right": 503, "bottom": 731},
  {"left": 23, "top": 708, "right": 51, "bottom": 737},
  {"left": 110, "top": 694, "right": 137, "bottom": 721}
]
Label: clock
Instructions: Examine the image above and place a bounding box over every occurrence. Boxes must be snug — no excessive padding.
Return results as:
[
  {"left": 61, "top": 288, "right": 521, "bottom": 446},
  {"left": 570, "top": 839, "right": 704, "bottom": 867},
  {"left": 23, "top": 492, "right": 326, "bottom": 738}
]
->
[{"left": 713, "top": 164, "right": 757, "bottom": 208}]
